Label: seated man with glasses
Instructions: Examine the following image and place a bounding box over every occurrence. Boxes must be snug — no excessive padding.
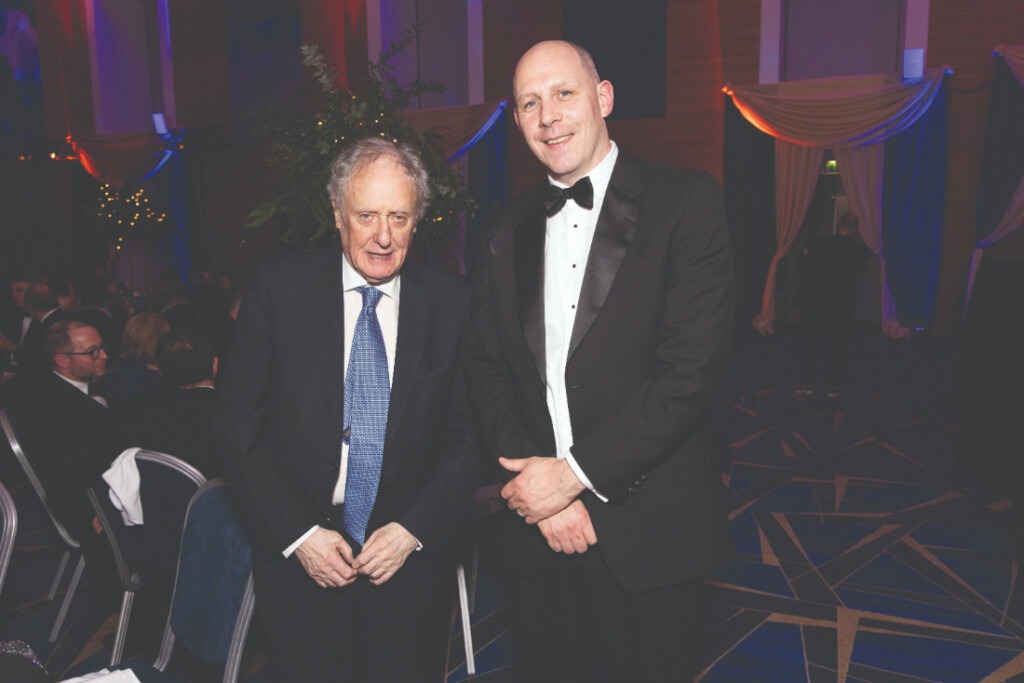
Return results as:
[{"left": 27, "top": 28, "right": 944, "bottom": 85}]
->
[{"left": 11, "top": 321, "right": 140, "bottom": 545}]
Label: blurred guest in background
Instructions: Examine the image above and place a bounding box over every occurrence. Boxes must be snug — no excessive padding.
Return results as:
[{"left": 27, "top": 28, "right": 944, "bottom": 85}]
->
[
  {"left": 95, "top": 311, "right": 170, "bottom": 419},
  {"left": 794, "top": 212, "right": 872, "bottom": 399},
  {"left": 150, "top": 327, "right": 221, "bottom": 477}
]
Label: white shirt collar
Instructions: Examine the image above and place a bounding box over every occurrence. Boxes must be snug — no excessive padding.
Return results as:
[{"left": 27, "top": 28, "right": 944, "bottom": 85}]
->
[
  {"left": 548, "top": 140, "right": 618, "bottom": 201},
  {"left": 53, "top": 370, "right": 89, "bottom": 395},
  {"left": 341, "top": 254, "right": 400, "bottom": 302}
]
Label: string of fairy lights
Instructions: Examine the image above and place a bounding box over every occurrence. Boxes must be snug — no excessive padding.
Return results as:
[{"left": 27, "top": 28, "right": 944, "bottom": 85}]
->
[{"left": 96, "top": 183, "right": 167, "bottom": 250}]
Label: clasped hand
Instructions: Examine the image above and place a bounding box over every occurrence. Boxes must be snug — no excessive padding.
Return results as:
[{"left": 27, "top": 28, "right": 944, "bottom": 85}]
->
[
  {"left": 296, "top": 523, "right": 418, "bottom": 588},
  {"left": 500, "top": 456, "right": 597, "bottom": 554}
]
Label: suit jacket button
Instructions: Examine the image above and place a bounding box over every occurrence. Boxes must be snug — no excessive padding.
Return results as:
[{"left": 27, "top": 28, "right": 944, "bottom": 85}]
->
[{"left": 328, "top": 462, "right": 339, "bottom": 473}]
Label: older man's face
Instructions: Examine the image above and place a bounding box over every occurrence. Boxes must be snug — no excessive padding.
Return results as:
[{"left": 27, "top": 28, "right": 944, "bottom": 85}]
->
[
  {"left": 334, "top": 157, "right": 417, "bottom": 286},
  {"left": 513, "top": 41, "right": 614, "bottom": 186},
  {"left": 59, "top": 326, "right": 108, "bottom": 382}
]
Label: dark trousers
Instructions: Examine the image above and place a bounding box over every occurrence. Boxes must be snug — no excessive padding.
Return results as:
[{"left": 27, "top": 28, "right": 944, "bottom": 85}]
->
[
  {"left": 801, "top": 314, "right": 854, "bottom": 388},
  {"left": 504, "top": 544, "right": 705, "bottom": 683},
  {"left": 256, "top": 571, "right": 451, "bottom": 683}
]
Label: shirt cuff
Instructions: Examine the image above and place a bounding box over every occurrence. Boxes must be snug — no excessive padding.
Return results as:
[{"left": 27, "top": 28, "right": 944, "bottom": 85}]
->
[
  {"left": 563, "top": 451, "right": 609, "bottom": 503},
  {"left": 284, "top": 526, "right": 319, "bottom": 558}
]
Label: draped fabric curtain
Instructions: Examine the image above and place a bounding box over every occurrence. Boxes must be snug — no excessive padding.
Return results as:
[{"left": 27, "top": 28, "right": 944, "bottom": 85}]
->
[
  {"left": 995, "top": 44, "right": 1024, "bottom": 86},
  {"left": 883, "top": 87, "right": 948, "bottom": 327},
  {"left": 752, "top": 142, "right": 822, "bottom": 333},
  {"left": 71, "top": 133, "right": 170, "bottom": 186},
  {"left": 967, "top": 46, "right": 1024, "bottom": 310},
  {"left": 727, "top": 69, "right": 947, "bottom": 336},
  {"left": 402, "top": 100, "right": 507, "bottom": 162}
]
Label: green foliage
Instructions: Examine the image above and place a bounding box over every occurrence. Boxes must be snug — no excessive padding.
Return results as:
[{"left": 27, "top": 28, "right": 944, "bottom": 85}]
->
[{"left": 246, "top": 30, "right": 475, "bottom": 246}]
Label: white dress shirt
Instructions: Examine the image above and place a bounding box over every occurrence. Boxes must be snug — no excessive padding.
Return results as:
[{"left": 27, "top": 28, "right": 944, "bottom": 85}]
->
[
  {"left": 543, "top": 141, "right": 618, "bottom": 501},
  {"left": 285, "top": 257, "right": 400, "bottom": 556}
]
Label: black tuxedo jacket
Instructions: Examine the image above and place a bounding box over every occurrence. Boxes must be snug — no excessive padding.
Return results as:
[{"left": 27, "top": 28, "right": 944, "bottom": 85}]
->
[
  {"left": 465, "top": 151, "right": 736, "bottom": 592},
  {"left": 214, "top": 248, "right": 482, "bottom": 617},
  {"left": 148, "top": 386, "right": 221, "bottom": 478},
  {"left": 12, "top": 371, "right": 138, "bottom": 541}
]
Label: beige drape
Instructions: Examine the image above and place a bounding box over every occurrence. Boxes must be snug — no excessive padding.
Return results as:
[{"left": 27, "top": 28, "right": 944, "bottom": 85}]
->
[
  {"left": 967, "top": 46, "right": 1024, "bottom": 311},
  {"left": 753, "top": 143, "right": 823, "bottom": 334},
  {"left": 728, "top": 71, "right": 946, "bottom": 148},
  {"left": 994, "top": 44, "right": 1024, "bottom": 87}
]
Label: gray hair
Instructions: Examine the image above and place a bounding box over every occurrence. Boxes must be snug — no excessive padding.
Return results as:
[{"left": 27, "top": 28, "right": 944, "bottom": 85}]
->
[{"left": 326, "top": 138, "right": 432, "bottom": 220}]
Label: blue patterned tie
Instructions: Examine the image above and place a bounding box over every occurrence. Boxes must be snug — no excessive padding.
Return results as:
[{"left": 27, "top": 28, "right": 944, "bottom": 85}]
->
[{"left": 342, "top": 286, "right": 389, "bottom": 546}]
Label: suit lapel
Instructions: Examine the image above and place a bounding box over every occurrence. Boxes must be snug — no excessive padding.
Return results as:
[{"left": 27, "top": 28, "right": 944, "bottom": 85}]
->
[
  {"left": 383, "top": 264, "right": 427, "bottom": 455},
  {"left": 568, "top": 155, "right": 642, "bottom": 360},
  {"left": 513, "top": 201, "right": 548, "bottom": 386},
  {"left": 309, "top": 249, "right": 346, "bottom": 428}
]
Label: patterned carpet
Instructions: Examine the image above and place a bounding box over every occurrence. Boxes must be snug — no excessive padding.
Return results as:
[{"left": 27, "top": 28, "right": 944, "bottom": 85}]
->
[{"left": 3, "top": 326, "right": 1021, "bottom": 682}]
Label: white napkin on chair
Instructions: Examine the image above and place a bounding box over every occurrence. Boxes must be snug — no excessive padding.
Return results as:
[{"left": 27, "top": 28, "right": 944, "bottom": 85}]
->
[
  {"left": 61, "top": 668, "right": 143, "bottom": 682},
  {"left": 102, "top": 447, "right": 144, "bottom": 526}
]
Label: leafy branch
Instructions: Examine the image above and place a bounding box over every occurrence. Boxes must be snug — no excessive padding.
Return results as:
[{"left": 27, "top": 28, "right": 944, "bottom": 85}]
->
[{"left": 246, "top": 28, "right": 474, "bottom": 246}]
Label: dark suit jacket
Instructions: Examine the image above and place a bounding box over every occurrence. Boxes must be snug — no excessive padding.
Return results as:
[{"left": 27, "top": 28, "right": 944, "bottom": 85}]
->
[
  {"left": 12, "top": 371, "right": 139, "bottom": 542},
  {"left": 465, "top": 151, "right": 736, "bottom": 592},
  {"left": 214, "top": 248, "right": 482, "bottom": 617},
  {"left": 148, "top": 385, "right": 222, "bottom": 478}
]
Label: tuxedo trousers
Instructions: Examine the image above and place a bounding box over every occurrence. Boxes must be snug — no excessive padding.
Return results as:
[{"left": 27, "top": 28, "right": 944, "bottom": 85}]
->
[
  {"left": 503, "top": 543, "right": 704, "bottom": 683},
  {"left": 255, "top": 567, "right": 450, "bottom": 683}
]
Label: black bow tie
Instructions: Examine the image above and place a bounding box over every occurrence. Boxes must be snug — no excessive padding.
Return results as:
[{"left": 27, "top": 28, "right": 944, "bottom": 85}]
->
[{"left": 544, "top": 176, "right": 594, "bottom": 217}]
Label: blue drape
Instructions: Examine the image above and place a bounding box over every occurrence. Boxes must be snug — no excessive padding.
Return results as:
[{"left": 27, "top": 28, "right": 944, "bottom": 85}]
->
[
  {"left": 882, "top": 85, "right": 948, "bottom": 327},
  {"left": 167, "top": 145, "right": 191, "bottom": 287},
  {"left": 723, "top": 96, "right": 776, "bottom": 322},
  {"left": 465, "top": 108, "right": 508, "bottom": 276},
  {"left": 975, "top": 59, "right": 1024, "bottom": 242}
]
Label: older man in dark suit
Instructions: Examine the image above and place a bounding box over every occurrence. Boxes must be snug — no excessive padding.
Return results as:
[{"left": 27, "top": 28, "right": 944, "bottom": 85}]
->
[
  {"left": 215, "top": 138, "right": 482, "bottom": 683},
  {"left": 464, "top": 40, "right": 736, "bottom": 682}
]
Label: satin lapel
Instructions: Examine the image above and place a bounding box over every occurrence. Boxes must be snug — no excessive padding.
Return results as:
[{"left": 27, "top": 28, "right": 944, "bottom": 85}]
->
[
  {"left": 383, "top": 265, "right": 426, "bottom": 455},
  {"left": 513, "top": 207, "right": 548, "bottom": 386},
  {"left": 310, "top": 250, "right": 346, "bottom": 428},
  {"left": 568, "top": 158, "right": 642, "bottom": 360}
]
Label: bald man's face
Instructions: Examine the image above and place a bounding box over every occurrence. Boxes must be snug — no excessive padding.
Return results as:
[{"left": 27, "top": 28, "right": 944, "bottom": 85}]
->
[{"left": 513, "top": 41, "right": 614, "bottom": 186}]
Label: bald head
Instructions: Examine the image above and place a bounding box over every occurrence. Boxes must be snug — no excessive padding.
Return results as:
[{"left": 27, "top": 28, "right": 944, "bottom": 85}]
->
[{"left": 511, "top": 40, "right": 614, "bottom": 186}]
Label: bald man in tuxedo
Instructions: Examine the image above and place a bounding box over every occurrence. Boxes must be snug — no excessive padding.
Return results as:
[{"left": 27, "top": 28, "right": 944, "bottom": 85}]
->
[{"left": 464, "top": 40, "right": 736, "bottom": 682}]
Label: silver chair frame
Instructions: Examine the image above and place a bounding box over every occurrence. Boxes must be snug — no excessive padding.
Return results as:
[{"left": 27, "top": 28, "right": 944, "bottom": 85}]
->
[
  {"left": 88, "top": 449, "right": 206, "bottom": 666},
  {"left": 151, "top": 479, "right": 255, "bottom": 683},
  {"left": 0, "top": 480, "right": 17, "bottom": 597},
  {"left": 0, "top": 408, "right": 85, "bottom": 642}
]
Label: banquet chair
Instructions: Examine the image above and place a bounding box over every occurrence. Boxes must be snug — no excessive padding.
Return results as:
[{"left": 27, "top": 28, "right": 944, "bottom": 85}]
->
[
  {"left": 122, "top": 478, "right": 255, "bottom": 683},
  {"left": 455, "top": 482, "right": 504, "bottom": 676},
  {"left": 0, "top": 408, "right": 85, "bottom": 642},
  {"left": 86, "top": 450, "right": 207, "bottom": 666},
  {"left": 0, "top": 480, "right": 16, "bottom": 598}
]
